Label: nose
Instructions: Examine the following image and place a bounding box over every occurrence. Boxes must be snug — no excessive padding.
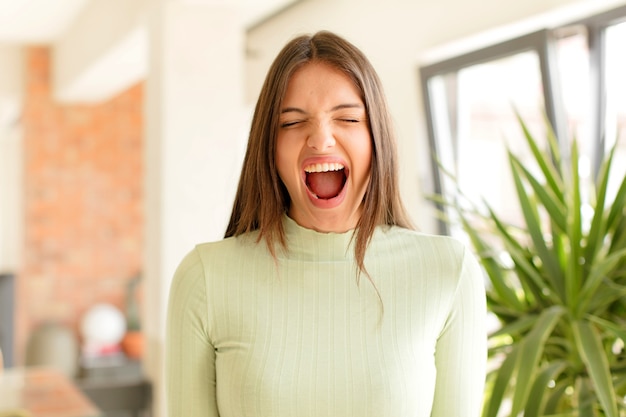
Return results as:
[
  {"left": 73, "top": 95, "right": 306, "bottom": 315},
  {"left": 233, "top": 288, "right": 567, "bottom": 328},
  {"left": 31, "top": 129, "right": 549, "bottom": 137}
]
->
[{"left": 306, "top": 121, "right": 336, "bottom": 151}]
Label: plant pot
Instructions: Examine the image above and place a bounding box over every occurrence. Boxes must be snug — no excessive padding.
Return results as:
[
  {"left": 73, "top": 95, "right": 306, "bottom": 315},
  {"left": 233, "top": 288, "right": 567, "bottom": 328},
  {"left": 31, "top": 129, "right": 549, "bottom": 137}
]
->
[{"left": 121, "top": 331, "right": 144, "bottom": 359}]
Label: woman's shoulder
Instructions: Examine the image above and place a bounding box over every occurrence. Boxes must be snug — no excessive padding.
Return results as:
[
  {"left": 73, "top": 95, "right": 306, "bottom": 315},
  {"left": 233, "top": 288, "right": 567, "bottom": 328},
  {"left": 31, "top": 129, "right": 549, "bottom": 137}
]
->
[
  {"left": 173, "top": 236, "right": 238, "bottom": 271},
  {"left": 378, "top": 225, "right": 468, "bottom": 257},
  {"left": 194, "top": 232, "right": 266, "bottom": 260},
  {"left": 171, "top": 234, "right": 267, "bottom": 288},
  {"left": 195, "top": 234, "right": 242, "bottom": 253},
  {"left": 376, "top": 226, "right": 483, "bottom": 289}
]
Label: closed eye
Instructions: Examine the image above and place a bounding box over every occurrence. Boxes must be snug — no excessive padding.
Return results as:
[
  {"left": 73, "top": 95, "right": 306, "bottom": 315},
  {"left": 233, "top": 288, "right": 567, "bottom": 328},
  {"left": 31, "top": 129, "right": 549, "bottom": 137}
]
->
[{"left": 280, "top": 120, "right": 304, "bottom": 128}]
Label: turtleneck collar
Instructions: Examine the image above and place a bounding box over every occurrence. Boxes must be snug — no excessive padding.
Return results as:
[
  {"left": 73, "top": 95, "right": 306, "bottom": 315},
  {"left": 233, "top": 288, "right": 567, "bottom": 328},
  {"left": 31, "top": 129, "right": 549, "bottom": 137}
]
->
[{"left": 280, "top": 215, "right": 357, "bottom": 262}]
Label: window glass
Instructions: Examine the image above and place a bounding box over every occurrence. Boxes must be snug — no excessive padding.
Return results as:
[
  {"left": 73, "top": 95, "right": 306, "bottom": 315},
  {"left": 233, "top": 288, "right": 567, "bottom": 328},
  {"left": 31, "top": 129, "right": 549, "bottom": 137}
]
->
[
  {"left": 554, "top": 29, "right": 594, "bottom": 223},
  {"left": 428, "top": 51, "right": 546, "bottom": 236},
  {"left": 555, "top": 29, "right": 591, "bottom": 159},
  {"left": 605, "top": 21, "right": 626, "bottom": 201}
]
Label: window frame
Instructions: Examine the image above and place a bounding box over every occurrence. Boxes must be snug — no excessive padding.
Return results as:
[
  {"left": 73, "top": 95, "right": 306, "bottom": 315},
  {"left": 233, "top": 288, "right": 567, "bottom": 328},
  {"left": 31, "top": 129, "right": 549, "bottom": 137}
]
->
[{"left": 420, "top": 5, "right": 626, "bottom": 235}]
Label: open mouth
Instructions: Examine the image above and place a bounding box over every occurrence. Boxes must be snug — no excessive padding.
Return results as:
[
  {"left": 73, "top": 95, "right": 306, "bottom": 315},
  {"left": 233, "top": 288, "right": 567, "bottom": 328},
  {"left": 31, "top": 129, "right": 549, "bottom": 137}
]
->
[{"left": 304, "top": 162, "right": 347, "bottom": 200}]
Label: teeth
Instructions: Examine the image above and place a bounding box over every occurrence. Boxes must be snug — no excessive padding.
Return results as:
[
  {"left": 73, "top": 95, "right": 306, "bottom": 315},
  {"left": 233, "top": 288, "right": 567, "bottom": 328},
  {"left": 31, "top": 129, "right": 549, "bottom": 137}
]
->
[{"left": 304, "top": 162, "right": 345, "bottom": 173}]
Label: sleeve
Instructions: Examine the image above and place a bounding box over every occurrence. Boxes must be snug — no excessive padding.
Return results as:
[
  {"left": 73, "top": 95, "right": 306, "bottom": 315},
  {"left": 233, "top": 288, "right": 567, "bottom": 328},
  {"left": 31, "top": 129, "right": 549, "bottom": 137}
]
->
[
  {"left": 166, "top": 247, "right": 220, "bottom": 417},
  {"left": 431, "top": 246, "right": 487, "bottom": 417}
]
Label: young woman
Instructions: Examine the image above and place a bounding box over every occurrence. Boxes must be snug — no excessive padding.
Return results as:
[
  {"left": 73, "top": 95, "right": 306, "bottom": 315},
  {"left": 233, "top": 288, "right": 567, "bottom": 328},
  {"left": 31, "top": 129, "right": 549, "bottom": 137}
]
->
[{"left": 166, "top": 30, "right": 487, "bottom": 417}]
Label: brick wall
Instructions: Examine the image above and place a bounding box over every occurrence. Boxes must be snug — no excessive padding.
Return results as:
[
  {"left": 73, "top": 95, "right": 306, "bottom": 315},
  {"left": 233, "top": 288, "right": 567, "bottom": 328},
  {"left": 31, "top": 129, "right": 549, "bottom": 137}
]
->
[{"left": 17, "top": 47, "right": 144, "bottom": 363}]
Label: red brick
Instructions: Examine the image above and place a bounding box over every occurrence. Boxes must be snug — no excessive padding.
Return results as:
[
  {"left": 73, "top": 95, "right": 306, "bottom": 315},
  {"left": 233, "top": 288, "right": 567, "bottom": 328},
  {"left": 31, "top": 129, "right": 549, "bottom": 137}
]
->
[{"left": 16, "top": 47, "right": 144, "bottom": 363}]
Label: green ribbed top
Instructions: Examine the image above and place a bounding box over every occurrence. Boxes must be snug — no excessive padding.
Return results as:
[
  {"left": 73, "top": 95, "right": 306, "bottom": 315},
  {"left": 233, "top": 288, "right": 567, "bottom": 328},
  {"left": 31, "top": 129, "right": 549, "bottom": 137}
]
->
[{"left": 166, "top": 216, "right": 486, "bottom": 417}]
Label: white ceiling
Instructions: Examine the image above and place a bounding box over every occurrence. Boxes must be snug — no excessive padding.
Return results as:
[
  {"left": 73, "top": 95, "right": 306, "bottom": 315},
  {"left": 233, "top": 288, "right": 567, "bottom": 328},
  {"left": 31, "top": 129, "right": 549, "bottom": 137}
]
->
[
  {"left": 0, "top": 0, "right": 297, "bottom": 44},
  {"left": 0, "top": 0, "right": 89, "bottom": 43}
]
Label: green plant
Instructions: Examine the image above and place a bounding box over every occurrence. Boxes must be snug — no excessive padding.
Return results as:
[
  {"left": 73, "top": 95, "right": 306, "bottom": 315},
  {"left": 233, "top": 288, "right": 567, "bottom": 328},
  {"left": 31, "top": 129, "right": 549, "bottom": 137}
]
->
[{"left": 435, "top": 114, "right": 626, "bottom": 416}]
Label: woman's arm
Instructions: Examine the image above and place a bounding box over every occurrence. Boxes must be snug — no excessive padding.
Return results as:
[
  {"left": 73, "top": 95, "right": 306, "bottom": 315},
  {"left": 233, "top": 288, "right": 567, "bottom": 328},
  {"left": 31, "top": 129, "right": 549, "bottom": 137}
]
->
[
  {"left": 431, "top": 247, "right": 487, "bottom": 417},
  {"left": 166, "top": 248, "right": 220, "bottom": 417}
]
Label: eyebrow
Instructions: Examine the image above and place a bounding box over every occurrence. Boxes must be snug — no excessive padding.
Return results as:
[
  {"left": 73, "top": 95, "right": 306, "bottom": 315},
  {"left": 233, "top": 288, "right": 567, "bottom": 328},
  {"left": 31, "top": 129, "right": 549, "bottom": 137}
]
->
[{"left": 280, "top": 103, "right": 364, "bottom": 114}]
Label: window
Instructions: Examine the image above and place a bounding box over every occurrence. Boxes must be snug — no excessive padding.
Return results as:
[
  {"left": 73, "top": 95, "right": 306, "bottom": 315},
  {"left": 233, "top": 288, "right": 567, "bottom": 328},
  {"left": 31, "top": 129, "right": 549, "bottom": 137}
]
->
[
  {"left": 604, "top": 21, "right": 626, "bottom": 201},
  {"left": 421, "top": 6, "right": 626, "bottom": 236}
]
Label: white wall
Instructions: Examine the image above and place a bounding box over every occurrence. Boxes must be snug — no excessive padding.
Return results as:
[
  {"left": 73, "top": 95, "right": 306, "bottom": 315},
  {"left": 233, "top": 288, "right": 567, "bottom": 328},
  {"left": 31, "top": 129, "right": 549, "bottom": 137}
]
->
[
  {"left": 143, "top": 3, "right": 248, "bottom": 415},
  {"left": 0, "top": 45, "right": 23, "bottom": 273},
  {"left": 246, "top": 0, "right": 626, "bottom": 233}
]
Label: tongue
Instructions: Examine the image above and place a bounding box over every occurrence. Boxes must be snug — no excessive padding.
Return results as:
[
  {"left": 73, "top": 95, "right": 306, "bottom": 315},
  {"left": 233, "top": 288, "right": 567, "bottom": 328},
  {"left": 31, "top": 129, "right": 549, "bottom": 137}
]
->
[{"left": 307, "top": 170, "right": 345, "bottom": 199}]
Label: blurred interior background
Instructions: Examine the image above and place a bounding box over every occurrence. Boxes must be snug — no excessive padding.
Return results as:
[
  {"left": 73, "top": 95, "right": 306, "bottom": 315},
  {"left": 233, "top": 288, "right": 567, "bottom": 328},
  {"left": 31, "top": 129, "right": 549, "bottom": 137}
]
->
[{"left": 0, "top": 0, "right": 624, "bottom": 416}]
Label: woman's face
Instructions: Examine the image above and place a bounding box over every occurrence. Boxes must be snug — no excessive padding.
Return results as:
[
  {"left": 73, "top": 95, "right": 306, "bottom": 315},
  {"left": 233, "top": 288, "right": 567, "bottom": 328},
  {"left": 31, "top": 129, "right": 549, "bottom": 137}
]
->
[{"left": 276, "top": 61, "right": 372, "bottom": 233}]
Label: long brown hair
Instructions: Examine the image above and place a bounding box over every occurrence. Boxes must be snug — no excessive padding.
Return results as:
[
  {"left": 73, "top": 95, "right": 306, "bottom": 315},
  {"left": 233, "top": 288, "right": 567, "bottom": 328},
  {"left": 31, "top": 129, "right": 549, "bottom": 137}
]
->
[{"left": 225, "top": 30, "right": 412, "bottom": 275}]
